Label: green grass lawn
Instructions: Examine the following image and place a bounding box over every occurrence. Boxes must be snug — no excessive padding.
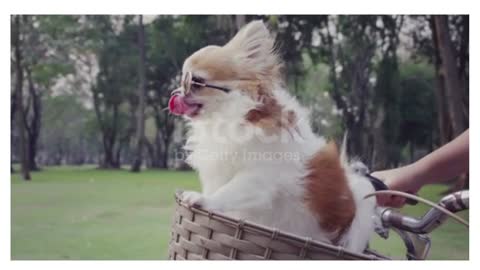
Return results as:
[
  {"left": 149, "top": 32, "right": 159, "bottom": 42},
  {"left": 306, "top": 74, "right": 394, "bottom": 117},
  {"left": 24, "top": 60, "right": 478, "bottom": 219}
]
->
[{"left": 11, "top": 166, "right": 468, "bottom": 260}]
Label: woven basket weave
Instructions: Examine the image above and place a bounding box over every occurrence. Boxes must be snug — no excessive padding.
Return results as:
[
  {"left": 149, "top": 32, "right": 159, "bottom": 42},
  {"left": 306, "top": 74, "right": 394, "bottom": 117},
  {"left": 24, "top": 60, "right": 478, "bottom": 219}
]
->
[{"left": 168, "top": 192, "right": 388, "bottom": 260}]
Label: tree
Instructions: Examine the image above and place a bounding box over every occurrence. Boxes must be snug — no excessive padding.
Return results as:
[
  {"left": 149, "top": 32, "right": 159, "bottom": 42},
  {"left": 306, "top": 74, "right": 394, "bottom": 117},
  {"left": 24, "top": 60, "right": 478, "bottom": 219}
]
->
[
  {"left": 24, "top": 66, "right": 42, "bottom": 170},
  {"left": 411, "top": 15, "right": 469, "bottom": 145},
  {"left": 430, "top": 15, "right": 469, "bottom": 190},
  {"left": 11, "top": 71, "right": 17, "bottom": 172},
  {"left": 269, "top": 15, "right": 328, "bottom": 94},
  {"left": 9, "top": 15, "right": 468, "bottom": 174},
  {"left": 131, "top": 15, "right": 147, "bottom": 172},
  {"left": 143, "top": 16, "right": 233, "bottom": 168},
  {"left": 39, "top": 94, "right": 100, "bottom": 166},
  {"left": 315, "top": 16, "right": 378, "bottom": 162},
  {"left": 431, "top": 15, "right": 467, "bottom": 137},
  {"left": 408, "top": 15, "right": 469, "bottom": 189},
  {"left": 396, "top": 61, "right": 436, "bottom": 162},
  {"left": 12, "top": 15, "right": 31, "bottom": 180},
  {"left": 89, "top": 16, "right": 138, "bottom": 168},
  {"left": 11, "top": 15, "right": 77, "bottom": 171},
  {"left": 235, "top": 15, "right": 246, "bottom": 30}
]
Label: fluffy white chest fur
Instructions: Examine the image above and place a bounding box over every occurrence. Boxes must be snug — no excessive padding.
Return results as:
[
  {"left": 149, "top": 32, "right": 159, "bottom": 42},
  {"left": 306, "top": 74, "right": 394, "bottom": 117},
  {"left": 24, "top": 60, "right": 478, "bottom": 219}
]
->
[{"left": 181, "top": 88, "right": 377, "bottom": 253}]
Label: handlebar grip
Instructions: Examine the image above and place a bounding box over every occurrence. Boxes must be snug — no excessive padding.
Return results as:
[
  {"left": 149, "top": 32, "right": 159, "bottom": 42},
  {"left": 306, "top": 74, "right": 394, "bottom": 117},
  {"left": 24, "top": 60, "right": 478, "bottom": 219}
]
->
[
  {"left": 439, "top": 190, "right": 469, "bottom": 212},
  {"left": 366, "top": 174, "right": 418, "bottom": 205},
  {"left": 381, "top": 208, "right": 410, "bottom": 230},
  {"left": 380, "top": 208, "right": 438, "bottom": 234}
]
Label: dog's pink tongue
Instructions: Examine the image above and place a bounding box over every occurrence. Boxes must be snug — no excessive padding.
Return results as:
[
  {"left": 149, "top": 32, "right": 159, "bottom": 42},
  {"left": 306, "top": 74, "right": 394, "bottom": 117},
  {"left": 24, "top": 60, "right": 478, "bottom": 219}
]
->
[{"left": 168, "top": 94, "right": 189, "bottom": 115}]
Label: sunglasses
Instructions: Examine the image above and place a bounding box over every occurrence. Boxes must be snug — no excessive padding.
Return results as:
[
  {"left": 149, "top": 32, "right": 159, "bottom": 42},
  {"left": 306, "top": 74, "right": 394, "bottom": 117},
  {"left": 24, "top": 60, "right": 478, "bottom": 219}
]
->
[{"left": 182, "top": 71, "right": 231, "bottom": 94}]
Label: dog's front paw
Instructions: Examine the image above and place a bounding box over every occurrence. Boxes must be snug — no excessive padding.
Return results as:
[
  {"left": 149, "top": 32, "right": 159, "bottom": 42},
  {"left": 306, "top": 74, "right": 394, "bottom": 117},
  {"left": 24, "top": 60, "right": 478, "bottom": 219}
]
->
[{"left": 182, "top": 191, "right": 205, "bottom": 208}]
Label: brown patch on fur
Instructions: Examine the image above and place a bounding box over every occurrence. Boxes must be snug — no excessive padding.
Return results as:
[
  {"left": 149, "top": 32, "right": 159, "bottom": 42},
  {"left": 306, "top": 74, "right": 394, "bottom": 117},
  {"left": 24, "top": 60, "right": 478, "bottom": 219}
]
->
[
  {"left": 245, "top": 96, "right": 282, "bottom": 133},
  {"left": 304, "top": 142, "right": 356, "bottom": 244},
  {"left": 244, "top": 92, "right": 298, "bottom": 134},
  {"left": 236, "top": 80, "right": 271, "bottom": 100}
]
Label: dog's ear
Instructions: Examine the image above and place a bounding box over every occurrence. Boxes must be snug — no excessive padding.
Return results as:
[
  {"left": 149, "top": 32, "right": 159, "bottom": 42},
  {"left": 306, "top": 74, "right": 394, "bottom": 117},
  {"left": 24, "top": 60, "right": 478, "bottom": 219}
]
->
[
  {"left": 227, "top": 20, "right": 274, "bottom": 59},
  {"left": 225, "top": 20, "right": 280, "bottom": 77}
]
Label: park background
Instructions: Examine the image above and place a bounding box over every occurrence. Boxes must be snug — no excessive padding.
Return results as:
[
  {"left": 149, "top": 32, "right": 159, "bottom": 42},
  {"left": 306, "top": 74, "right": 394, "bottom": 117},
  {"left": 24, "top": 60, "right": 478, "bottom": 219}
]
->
[{"left": 11, "top": 15, "right": 469, "bottom": 259}]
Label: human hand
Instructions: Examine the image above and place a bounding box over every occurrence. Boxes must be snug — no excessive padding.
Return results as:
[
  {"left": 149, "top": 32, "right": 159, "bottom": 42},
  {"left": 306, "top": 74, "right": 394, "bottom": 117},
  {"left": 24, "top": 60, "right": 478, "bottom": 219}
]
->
[
  {"left": 372, "top": 130, "right": 468, "bottom": 208},
  {"left": 371, "top": 165, "right": 425, "bottom": 208}
]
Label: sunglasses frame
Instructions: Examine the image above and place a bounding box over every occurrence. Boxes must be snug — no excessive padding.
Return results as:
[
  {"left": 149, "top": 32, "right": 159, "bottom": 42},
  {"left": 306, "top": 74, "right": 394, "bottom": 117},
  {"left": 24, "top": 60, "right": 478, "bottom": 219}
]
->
[{"left": 183, "top": 71, "right": 231, "bottom": 94}]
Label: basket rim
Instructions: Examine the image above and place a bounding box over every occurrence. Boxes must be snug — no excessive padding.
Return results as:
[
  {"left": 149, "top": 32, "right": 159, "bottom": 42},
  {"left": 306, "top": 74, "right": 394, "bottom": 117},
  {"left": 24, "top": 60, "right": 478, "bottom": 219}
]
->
[{"left": 173, "top": 191, "right": 382, "bottom": 260}]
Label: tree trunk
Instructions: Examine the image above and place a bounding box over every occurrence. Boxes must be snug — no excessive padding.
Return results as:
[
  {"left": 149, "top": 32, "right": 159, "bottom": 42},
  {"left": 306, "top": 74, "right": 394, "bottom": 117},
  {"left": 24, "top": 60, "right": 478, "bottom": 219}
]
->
[
  {"left": 161, "top": 141, "right": 169, "bottom": 169},
  {"left": 432, "top": 15, "right": 467, "bottom": 137},
  {"left": 25, "top": 67, "right": 41, "bottom": 171},
  {"left": 430, "top": 15, "right": 469, "bottom": 190},
  {"left": 13, "top": 15, "right": 31, "bottom": 180},
  {"left": 101, "top": 127, "right": 119, "bottom": 169},
  {"left": 11, "top": 91, "right": 17, "bottom": 172},
  {"left": 430, "top": 16, "right": 451, "bottom": 145},
  {"left": 103, "top": 143, "right": 117, "bottom": 168},
  {"left": 115, "top": 141, "right": 123, "bottom": 167},
  {"left": 155, "top": 131, "right": 167, "bottom": 168},
  {"left": 235, "top": 15, "right": 246, "bottom": 30},
  {"left": 131, "top": 15, "right": 147, "bottom": 172},
  {"left": 371, "top": 106, "right": 387, "bottom": 170},
  {"left": 144, "top": 137, "right": 155, "bottom": 168},
  {"left": 150, "top": 96, "right": 176, "bottom": 169},
  {"left": 28, "top": 136, "right": 38, "bottom": 170}
]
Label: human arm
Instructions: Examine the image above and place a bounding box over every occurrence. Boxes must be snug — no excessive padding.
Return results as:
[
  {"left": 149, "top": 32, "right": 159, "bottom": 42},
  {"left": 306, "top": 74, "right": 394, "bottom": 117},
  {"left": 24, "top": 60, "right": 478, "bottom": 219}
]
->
[{"left": 372, "top": 129, "right": 469, "bottom": 207}]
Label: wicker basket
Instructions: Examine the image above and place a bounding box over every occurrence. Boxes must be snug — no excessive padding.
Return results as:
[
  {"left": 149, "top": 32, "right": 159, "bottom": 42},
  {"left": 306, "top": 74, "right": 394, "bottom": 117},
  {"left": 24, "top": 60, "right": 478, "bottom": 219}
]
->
[{"left": 168, "top": 191, "right": 388, "bottom": 260}]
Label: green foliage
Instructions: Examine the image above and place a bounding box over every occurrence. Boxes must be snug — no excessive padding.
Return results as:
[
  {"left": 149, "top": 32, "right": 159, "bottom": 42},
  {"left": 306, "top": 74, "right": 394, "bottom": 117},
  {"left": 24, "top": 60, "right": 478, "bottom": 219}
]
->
[
  {"left": 35, "top": 15, "right": 80, "bottom": 40},
  {"left": 273, "top": 16, "right": 327, "bottom": 60},
  {"left": 32, "top": 63, "right": 73, "bottom": 87},
  {"left": 11, "top": 14, "right": 467, "bottom": 169},
  {"left": 22, "top": 15, "right": 78, "bottom": 89},
  {"left": 374, "top": 55, "right": 402, "bottom": 164},
  {"left": 370, "top": 58, "right": 436, "bottom": 164},
  {"left": 94, "top": 16, "right": 138, "bottom": 102},
  {"left": 40, "top": 95, "right": 99, "bottom": 164},
  {"left": 299, "top": 54, "right": 342, "bottom": 137},
  {"left": 397, "top": 61, "right": 436, "bottom": 148}
]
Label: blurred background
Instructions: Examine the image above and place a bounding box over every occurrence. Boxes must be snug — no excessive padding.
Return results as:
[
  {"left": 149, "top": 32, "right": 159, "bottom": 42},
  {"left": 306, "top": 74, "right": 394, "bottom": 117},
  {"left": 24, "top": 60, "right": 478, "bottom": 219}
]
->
[{"left": 11, "top": 15, "right": 468, "bottom": 259}]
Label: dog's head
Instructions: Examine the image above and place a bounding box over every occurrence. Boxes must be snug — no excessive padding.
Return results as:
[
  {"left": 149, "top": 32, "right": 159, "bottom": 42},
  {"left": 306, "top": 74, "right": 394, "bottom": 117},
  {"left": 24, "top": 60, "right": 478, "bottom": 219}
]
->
[{"left": 169, "top": 20, "right": 285, "bottom": 125}]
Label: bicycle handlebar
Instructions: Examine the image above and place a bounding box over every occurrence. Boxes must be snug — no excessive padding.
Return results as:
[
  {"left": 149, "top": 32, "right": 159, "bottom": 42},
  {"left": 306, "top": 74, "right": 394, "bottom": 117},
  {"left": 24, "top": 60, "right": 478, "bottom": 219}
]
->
[
  {"left": 380, "top": 190, "right": 469, "bottom": 234},
  {"left": 375, "top": 190, "right": 468, "bottom": 260}
]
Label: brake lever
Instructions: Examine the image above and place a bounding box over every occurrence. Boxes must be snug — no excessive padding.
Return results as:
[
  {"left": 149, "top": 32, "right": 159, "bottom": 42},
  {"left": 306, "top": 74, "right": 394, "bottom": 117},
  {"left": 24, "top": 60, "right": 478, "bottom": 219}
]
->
[{"left": 366, "top": 174, "right": 418, "bottom": 205}]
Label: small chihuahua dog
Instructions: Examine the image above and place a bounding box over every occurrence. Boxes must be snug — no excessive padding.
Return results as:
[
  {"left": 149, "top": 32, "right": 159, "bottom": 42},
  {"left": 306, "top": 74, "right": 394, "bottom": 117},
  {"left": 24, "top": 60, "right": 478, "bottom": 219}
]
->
[{"left": 169, "top": 20, "right": 376, "bottom": 252}]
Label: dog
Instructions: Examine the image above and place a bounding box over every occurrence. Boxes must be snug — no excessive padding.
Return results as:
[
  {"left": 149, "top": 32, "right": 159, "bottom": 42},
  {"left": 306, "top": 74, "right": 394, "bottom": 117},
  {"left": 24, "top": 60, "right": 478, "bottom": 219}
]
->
[{"left": 168, "top": 20, "right": 376, "bottom": 252}]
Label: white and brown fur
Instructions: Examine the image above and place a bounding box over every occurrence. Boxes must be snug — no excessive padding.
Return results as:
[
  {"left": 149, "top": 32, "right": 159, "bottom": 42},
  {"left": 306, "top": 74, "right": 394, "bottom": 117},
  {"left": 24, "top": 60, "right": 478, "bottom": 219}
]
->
[{"left": 176, "top": 20, "right": 376, "bottom": 252}]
